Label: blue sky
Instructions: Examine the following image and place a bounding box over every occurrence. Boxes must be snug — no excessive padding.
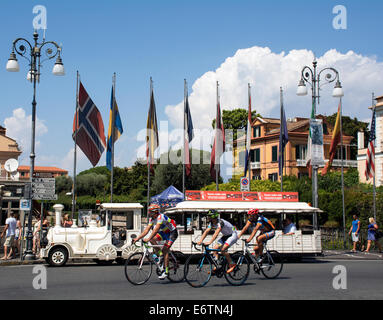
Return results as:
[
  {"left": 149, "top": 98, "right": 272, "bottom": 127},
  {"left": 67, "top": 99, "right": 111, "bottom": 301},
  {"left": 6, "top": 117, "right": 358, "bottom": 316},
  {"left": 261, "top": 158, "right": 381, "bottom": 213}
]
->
[{"left": 0, "top": 0, "right": 382, "bottom": 178}]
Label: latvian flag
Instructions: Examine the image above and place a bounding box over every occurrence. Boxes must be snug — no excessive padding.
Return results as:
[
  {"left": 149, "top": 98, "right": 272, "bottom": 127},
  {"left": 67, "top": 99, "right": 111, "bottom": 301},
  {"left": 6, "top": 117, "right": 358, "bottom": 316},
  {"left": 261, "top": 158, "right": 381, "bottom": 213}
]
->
[
  {"left": 365, "top": 107, "right": 376, "bottom": 180},
  {"left": 73, "top": 82, "right": 106, "bottom": 167}
]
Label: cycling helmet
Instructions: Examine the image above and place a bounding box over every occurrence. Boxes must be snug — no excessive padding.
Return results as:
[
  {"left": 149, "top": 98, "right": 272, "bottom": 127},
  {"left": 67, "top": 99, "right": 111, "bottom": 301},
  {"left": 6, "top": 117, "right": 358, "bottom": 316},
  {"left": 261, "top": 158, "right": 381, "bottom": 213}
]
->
[
  {"left": 248, "top": 208, "right": 259, "bottom": 217},
  {"left": 207, "top": 210, "right": 219, "bottom": 219},
  {"left": 148, "top": 204, "right": 161, "bottom": 215}
]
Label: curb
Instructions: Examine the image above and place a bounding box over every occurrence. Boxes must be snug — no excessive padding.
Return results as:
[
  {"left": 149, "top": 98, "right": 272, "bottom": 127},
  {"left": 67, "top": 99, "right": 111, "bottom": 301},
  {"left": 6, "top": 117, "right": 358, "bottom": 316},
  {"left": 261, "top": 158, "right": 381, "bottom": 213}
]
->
[{"left": 0, "top": 259, "right": 45, "bottom": 267}]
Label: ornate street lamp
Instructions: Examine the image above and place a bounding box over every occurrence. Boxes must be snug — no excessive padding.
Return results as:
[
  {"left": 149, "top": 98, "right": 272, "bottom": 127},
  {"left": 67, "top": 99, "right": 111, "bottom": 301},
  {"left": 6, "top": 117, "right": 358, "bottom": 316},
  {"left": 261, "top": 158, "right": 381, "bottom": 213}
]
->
[
  {"left": 297, "top": 60, "right": 343, "bottom": 229},
  {"left": 6, "top": 31, "right": 65, "bottom": 260}
]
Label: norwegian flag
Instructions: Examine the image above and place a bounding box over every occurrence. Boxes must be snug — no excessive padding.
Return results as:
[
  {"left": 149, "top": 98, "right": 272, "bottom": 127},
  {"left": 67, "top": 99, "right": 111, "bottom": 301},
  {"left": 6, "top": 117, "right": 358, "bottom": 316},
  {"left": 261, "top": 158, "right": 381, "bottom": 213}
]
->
[
  {"left": 365, "top": 107, "right": 376, "bottom": 180},
  {"left": 73, "top": 82, "right": 106, "bottom": 167}
]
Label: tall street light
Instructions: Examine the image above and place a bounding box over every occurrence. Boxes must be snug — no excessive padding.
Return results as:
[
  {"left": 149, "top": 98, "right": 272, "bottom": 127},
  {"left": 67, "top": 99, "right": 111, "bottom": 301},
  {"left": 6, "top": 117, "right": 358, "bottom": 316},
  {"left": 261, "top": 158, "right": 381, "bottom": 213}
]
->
[
  {"left": 297, "top": 59, "right": 344, "bottom": 228},
  {"left": 6, "top": 31, "right": 65, "bottom": 260}
]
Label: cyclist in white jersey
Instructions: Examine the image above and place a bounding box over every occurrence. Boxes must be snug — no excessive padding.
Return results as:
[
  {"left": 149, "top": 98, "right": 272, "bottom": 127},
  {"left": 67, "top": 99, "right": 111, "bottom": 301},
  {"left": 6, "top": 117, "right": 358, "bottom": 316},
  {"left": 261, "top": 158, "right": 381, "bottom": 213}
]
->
[{"left": 197, "top": 210, "right": 238, "bottom": 274}]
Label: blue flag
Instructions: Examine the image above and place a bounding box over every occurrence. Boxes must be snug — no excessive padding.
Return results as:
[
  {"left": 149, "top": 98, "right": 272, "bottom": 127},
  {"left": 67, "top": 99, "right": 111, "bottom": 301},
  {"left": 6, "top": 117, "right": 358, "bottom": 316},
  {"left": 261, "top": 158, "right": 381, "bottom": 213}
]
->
[{"left": 106, "top": 86, "right": 123, "bottom": 171}]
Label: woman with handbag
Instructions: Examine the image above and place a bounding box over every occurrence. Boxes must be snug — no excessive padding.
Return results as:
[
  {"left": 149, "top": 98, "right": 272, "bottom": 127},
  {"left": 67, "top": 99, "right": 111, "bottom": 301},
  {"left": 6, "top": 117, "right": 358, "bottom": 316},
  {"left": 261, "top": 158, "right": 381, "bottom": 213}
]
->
[{"left": 365, "top": 218, "right": 382, "bottom": 253}]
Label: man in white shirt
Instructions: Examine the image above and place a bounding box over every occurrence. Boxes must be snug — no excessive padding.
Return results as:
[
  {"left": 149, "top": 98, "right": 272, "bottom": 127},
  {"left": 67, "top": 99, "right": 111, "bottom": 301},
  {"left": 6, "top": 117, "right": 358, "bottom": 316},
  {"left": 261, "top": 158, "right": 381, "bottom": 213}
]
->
[
  {"left": 1, "top": 212, "right": 17, "bottom": 260},
  {"left": 283, "top": 217, "right": 297, "bottom": 235}
]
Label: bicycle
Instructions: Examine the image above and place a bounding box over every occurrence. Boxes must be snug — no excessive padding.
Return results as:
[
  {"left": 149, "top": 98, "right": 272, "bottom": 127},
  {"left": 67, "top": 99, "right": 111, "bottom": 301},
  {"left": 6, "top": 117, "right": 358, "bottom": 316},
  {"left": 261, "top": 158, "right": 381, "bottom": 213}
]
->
[
  {"left": 236, "top": 239, "right": 284, "bottom": 279},
  {"left": 184, "top": 241, "right": 250, "bottom": 288},
  {"left": 124, "top": 241, "right": 184, "bottom": 285}
]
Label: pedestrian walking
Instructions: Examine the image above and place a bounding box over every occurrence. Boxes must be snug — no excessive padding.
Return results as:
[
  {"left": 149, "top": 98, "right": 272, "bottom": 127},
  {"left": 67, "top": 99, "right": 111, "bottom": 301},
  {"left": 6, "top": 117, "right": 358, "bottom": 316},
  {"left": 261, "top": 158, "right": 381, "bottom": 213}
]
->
[
  {"left": 0, "top": 212, "right": 17, "bottom": 260},
  {"left": 348, "top": 214, "right": 361, "bottom": 252},
  {"left": 14, "top": 213, "right": 22, "bottom": 257},
  {"left": 364, "top": 218, "right": 382, "bottom": 253}
]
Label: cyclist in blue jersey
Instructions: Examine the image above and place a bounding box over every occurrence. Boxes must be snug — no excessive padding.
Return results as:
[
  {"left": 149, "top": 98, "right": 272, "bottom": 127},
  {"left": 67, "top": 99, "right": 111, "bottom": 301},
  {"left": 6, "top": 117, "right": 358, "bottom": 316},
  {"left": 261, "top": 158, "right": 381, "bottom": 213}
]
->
[
  {"left": 238, "top": 209, "right": 276, "bottom": 262},
  {"left": 197, "top": 210, "right": 238, "bottom": 274},
  {"left": 133, "top": 204, "right": 178, "bottom": 279}
]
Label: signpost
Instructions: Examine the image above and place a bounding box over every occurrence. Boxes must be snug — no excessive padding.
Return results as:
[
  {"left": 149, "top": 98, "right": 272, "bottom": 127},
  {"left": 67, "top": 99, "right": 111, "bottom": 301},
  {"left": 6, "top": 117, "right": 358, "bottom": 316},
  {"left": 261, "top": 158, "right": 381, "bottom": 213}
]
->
[
  {"left": 240, "top": 177, "right": 250, "bottom": 192},
  {"left": 32, "top": 178, "right": 57, "bottom": 200}
]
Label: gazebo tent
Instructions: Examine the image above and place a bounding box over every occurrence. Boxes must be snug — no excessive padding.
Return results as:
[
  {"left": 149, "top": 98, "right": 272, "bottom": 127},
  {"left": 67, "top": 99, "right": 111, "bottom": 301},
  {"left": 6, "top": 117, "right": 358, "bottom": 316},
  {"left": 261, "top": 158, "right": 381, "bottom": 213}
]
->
[{"left": 150, "top": 185, "right": 184, "bottom": 208}]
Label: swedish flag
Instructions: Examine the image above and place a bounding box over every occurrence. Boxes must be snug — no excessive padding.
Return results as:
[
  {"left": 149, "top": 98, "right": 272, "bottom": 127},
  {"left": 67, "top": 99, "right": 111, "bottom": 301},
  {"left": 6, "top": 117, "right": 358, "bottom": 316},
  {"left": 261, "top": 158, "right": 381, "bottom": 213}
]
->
[{"left": 106, "top": 86, "right": 123, "bottom": 171}]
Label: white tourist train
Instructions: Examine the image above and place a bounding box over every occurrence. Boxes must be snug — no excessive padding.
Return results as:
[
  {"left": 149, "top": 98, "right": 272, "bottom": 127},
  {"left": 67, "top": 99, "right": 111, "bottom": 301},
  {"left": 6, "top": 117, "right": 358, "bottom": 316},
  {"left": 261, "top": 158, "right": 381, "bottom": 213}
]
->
[{"left": 40, "top": 191, "right": 322, "bottom": 267}]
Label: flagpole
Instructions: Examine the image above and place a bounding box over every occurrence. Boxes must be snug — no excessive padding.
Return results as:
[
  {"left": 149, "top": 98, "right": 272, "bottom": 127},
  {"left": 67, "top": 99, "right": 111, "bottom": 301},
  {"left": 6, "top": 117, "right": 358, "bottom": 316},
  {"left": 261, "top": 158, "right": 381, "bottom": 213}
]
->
[
  {"left": 248, "top": 83, "right": 252, "bottom": 185},
  {"left": 147, "top": 77, "right": 153, "bottom": 222},
  {"left": 110, "top": 73, "right": 116, "bottom": 203},
  {"left": 183, "top": 79, "right": 187, "bottom": 196},
  {"left": 372, "top": 93, "right": 377, "bottom": 221},
  {"left": 216, "top": 81, "right": 219, "bottom": 191},
  {"left": 340, "top": 97, "right": 346, "bottom": 248},
  {"left": 280, "top": 87, "right": 284, "bottom": 192},
  {"left": 72, "top": 71, "right": 79, "bottom": 219}
]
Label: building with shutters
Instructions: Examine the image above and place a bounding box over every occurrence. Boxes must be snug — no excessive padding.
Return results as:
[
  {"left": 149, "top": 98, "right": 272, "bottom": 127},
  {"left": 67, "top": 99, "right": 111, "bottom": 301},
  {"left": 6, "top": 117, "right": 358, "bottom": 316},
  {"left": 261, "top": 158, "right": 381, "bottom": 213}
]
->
[{"left": 233, "top": 116, "right": 356, "bottom": 181}]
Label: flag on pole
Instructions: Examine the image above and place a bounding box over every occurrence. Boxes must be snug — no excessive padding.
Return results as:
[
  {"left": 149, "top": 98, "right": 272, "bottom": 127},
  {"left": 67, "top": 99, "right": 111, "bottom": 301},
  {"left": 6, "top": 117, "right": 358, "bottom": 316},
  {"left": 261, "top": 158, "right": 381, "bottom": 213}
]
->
[
  {"left": 106, "top": 86, "right": 124, "bottom": 171},
  {"left": 210, "top": 85, "right": 226, "bottom": 179},
  {"left": 72, "top": 82, "right": 106, "bottom": 167},
  {"left": 322, "top": 103, "right": 341, "bottom": 175},
  {"left": 184, "top": 94, "right": 194, "bottom": 176},
  {"left": 306, "top": 101, "right": 315, "bottom": 178},
  {"left": 365, "top": 107, "right": 376, "bottom": 180},
  {"left": 146, "top": 88, "right": 159, "bottom": 174},
  {"left": 278, "top": 90, "right": 289, "bottom": 177},
  {"left": 244, "top": 85, "right": 252, "bottom": 177}
]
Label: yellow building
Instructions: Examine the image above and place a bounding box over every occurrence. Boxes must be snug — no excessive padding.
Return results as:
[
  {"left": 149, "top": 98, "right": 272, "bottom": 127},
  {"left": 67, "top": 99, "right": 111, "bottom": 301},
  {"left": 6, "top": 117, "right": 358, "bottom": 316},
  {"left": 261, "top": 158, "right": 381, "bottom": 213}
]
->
[{"left": 233, "top": 116, "right": 356, "bottom": 181}]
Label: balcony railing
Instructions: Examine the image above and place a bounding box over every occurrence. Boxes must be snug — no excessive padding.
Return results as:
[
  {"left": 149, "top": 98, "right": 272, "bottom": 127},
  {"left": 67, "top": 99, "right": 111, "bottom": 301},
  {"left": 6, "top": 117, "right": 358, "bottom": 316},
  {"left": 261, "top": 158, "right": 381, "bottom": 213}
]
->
[
  {"left": 331, "top": 159, "right": 358, "bottom": 168},
  {"left": 296, "top": 159, "right": 357, "bottom": 168},
  {"left": 250, "top": 162, "right": 261, "bottom": 169},
  {"left": 0, "top": 171, "right": 20, "bottom": 181}
]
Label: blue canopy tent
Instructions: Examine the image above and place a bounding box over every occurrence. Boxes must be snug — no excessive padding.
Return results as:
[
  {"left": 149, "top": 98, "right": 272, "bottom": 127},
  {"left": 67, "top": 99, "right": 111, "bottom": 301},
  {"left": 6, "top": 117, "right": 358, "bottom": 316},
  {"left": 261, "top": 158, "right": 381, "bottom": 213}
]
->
[{"left": 150, "top": 185, "right": 184, "bottom": 209}]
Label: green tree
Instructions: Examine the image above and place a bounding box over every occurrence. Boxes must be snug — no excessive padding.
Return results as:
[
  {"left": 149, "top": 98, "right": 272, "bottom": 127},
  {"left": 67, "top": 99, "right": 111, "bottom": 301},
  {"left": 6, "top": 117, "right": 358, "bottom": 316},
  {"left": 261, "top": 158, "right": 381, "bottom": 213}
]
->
[
  {"left": 212, "top": 108, "right": 259, "bottom": 141},
  {"left": 152, "top": 149, "right": 217, "bottom": 195},
  {"left": 55, "top": 175, "right": 73, "bottom": 195},
  {"left": 76, "top": 173, "right": 108, "bottom": 197}
]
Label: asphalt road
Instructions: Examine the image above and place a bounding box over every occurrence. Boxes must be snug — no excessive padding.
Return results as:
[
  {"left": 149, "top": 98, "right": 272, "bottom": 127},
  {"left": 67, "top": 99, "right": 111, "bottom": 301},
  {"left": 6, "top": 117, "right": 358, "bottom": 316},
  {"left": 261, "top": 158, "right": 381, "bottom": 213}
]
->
[{"left": 1, "top": 260, "right": 382, "bottom": 300}]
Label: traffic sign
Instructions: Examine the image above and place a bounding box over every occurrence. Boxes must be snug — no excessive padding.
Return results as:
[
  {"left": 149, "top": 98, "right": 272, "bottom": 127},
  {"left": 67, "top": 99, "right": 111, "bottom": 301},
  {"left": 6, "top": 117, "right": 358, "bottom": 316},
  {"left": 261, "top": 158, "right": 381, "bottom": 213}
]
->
[
  {"left": 32, "top": 194, "right": 58, "bottom": 201},
  {"left": 20, "top": 199, "right": 31, "bottom": 210},
  {"left": 32, "top": 178, "right": 56, "bottom": 200},
  {"left": 240, "top": 177, "right": 250, "bottom": 192},
  {"left": 32, "top": 178, "right": 55, "bottom": 183}
]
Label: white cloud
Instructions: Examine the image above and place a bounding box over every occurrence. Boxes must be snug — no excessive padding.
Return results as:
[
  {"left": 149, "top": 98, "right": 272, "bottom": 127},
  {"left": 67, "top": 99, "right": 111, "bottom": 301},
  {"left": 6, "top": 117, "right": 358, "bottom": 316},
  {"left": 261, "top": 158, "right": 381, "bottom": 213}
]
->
[
  {"left": 3, "top": 108, "right": 48, "bottom": 164},
  {"left": 165, "top": 47, "right": 383, "bottom": 131}
]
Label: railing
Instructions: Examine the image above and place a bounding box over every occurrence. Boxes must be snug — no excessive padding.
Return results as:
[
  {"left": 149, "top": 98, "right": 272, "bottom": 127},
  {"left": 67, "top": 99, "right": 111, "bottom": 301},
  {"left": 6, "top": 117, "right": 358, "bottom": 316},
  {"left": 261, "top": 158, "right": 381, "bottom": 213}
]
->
[
  {"left": 296, "top": 159, "right": 357, "bottom": 168},
  {"left": 250, "top": 162, "right": 261, "bottom": 169},
  {"left": 320, "top": 228, "right": 370, "bottom": 251},
  {"left": 0, "top": 171, "right": 20, "bottom": 181},
  {"left": 296, "top": 159, "right": 307, "bottom": 167},
  {"left": 331, "top": 159, "right": 358, "bottom": 168}
]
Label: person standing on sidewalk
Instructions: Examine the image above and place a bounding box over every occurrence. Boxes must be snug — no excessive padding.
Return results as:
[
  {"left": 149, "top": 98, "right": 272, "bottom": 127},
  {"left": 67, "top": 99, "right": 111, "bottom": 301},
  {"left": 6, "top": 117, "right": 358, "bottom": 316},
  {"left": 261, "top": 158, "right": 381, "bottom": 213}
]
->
[
  {"left": 348, "top": 214, "right": 361, "bottom": 252},
  {"left": 0, "top": 212, "right": 17, "bottom": 260},
  {"left": 364, "top": 218, "right": 382, "bottom": 253}
]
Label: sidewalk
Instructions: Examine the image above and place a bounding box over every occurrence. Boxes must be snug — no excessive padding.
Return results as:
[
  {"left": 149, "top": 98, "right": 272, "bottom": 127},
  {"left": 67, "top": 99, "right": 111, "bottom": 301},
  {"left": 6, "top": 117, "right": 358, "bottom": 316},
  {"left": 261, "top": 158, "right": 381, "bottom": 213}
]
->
[
  {"left": 320, "top": 250, "right": 383, "bottom": 261},
  {"left": 0, "top": 257, "right": 45, "bottom": 267}
]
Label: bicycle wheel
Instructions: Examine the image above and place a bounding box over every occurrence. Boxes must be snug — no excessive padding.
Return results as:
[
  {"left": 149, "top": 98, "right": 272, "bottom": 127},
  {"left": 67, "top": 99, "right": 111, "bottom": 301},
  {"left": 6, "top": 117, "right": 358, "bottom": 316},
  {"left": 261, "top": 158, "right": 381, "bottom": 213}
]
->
[
  {"left": 260, "top": 250, "right": 283, "bottom": 279},
  {"left": 224, "top": 253, "right": 250, "bottom": 286},
  {"left": 167, "top": 253, "right": 185, "bottom": 283},
  {"left": 124, "top": 252, "right": 153, "bottom": 285},
  {"left": 184, "top": 254, "right": 212, "bottom": 288}
]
